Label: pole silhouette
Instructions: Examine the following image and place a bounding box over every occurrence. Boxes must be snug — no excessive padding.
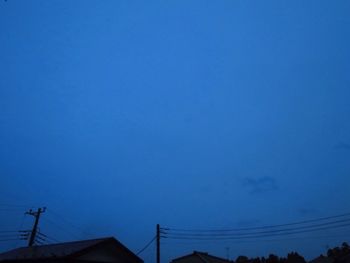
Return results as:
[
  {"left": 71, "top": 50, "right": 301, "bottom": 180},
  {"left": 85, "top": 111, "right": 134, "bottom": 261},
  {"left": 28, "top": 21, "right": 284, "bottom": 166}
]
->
[
  {"left": 156, "top": 224, "right": 160, "bottom": 263},
  {"left": 26, "top": 207, "right": 46, "bottom": 246}
]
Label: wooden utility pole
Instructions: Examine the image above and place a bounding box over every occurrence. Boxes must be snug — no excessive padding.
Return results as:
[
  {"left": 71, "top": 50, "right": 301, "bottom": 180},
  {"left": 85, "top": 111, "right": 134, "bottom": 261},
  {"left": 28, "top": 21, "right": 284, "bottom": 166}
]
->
[
  {"left": 26, "top": 207, "right": 46, "bottom": 246},
  {"left": 156, "top": 224, "right": 160, "bottom": 263}
]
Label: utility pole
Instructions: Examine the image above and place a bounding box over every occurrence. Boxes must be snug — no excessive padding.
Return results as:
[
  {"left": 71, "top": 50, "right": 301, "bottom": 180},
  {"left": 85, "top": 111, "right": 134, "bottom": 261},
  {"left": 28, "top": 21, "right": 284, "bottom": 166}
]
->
[
  {"left": 156, "top": 224, "right": 160, "bottom": 263},
  {"left": 226, "top": 247, "right": 230, "bottom": 261},
  {"left": 25, "top": 207, "right": 46, "bottom": 247}
]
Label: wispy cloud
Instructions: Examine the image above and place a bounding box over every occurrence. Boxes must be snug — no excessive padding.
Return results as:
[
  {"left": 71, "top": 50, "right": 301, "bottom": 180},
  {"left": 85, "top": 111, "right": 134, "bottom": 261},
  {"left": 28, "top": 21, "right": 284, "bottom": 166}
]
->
[{"left": 242, "top": 176, "right": 278, "bottom": 194}]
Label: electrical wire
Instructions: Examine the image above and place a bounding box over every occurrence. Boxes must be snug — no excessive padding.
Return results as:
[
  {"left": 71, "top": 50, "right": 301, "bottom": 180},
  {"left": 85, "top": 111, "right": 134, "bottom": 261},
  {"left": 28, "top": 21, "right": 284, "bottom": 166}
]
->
[
  {"left": 13, "top": 213, "right": 28, "bottom": 248},
  {"left": 161, "top": 233, "right": 350, "bottom": 246},
  {"left": 0, "top": 238, "right": 21, "bottom": 242},
  {"left": 42, "top": 216, "right": 82, "bottom": 240},
  {"left": 44, "top": 235, "right": 61, "bottom": 243},
  {"left": 0, "top": 206, "right": 63, "bottom": 247},
  {"left": 0, "top": 235, "right": 19, "bottom": 238},
  {"left": 162, "top": 218, "right": 350, "bottom": 237},
  {"left": 162, "top": 223, "right": 350, "bottom": 240},
  {"left": 37, "top": 232, "right": 61, "bottom": 243},
  {"left": 137, "top": 236, "right": 156, "bottom": 255},
  {"left": 161, "top": 212, "right": 350, "bottom": 243},
  {"left": 163, "top": 212, "right": 350, "bottom": 232},
  {"left": 46, "top": 209, "right": 94, "bottom": 237}
]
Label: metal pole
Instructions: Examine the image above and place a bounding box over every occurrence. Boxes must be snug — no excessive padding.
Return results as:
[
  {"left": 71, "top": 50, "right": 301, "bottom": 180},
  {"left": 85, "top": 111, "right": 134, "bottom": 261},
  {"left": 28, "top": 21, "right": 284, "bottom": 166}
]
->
[{"left": 156, "top": 224, "right": 160, "bottom": 263}]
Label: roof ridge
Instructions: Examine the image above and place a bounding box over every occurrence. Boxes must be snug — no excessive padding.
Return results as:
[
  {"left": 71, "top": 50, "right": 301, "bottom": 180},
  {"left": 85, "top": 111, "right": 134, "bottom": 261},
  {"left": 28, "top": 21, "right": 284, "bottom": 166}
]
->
[
  {"left": 196, "top": 252, "right": 211, "bottom": 263},
  {"left": 0, "top": 237, "right": 116, "bottom": 260},
  {"left": 16, "top": 236, "right": 114, "bottom": 249},
  {"left": 197, "top": 251, "right": 231, "bottom": 262}
]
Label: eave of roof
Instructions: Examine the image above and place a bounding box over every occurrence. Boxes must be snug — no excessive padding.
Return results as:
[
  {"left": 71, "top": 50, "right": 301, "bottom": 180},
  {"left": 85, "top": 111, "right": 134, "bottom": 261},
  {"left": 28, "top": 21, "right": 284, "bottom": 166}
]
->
[
  {"left": 171, "top": 251, "right": 232, "bottom": 263},
  {"left": 0, "top": 237, "right": 143, "bottom": 263}
]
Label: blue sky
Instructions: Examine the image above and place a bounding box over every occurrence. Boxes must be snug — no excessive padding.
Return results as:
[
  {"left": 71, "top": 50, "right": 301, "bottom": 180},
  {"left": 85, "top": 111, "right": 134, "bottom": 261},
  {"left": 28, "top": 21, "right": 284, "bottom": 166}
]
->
[{"left": 0, "top": 1, "right": 350, "bottom": 262}]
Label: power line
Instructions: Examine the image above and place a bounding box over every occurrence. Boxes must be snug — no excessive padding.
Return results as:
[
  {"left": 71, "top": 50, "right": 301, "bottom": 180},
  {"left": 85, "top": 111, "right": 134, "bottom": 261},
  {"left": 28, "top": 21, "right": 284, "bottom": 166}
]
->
[
  {"left": 46, "top": 209, "right": 93, "bottom": 237},
  {"left": 42, "top": 216, "right": 82, "bottom": 240},
  {"left": 13, "top": 213, "right": 27, "bottom": 248},
  {"left": 158, "top": 215, "right": 350, "bottom": 262},
  {"left": 137, "top": 236, "right": 156, "bottom": 255},
  {"left": 162, "top": 218, "right": 350, "bottom": 237},
  {"left": 161, "top": 212, "right": 350, "bottom": 242},
  {"left": 161, "top": 232, "right": 350, "bottom": 246},
  {"left": 162, "top": 223, "right": 350, "bottom": 240},
  {"left": 163, "top": 212, "right": 350, "bottom": 233},
  {"left": 0, "top": 238, "right": 21, "bottom": 242},
  {"left": 34, "top": 239, "right": 45, "bottom": 245},
  {"left": 35, "top": 234, "right": 46, "bottom": 242},
  {"left": 0, "top": 206, "right": 80, "bottom": 246},
  {"left": 37, "top": 232, "right": 61, "bottom": 243},
  {"left": 0, "top": 231, "right": 21, "bottom": 236},
  {"left": 0, "top": 234, "right": 20, "bottom": 238},
  {"left": 44, "top": 235, "right": 61, "bottom": 243}
]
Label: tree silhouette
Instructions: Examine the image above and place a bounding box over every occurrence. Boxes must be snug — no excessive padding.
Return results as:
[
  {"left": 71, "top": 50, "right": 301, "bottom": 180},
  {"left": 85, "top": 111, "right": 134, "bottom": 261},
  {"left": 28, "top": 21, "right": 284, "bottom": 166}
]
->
[
  {"left": 266, "top": 254, "right": 280, "bottom": 263},
  {"left": 285, "top": 252, "right": 306, "bottom": 263},
  {"left": 236, "top": 255, "right": 249, "bottom": 263}
]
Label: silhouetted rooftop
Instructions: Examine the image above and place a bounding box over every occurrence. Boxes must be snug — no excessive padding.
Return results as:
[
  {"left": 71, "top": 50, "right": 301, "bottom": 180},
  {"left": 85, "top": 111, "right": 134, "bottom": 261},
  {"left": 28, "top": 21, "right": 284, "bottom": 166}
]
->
[
  {"left": 171, "top": 251, "right": 233, "bottom": 263},
  {"left": 0, "top": 237, "right": 143, "bottom": 263}
]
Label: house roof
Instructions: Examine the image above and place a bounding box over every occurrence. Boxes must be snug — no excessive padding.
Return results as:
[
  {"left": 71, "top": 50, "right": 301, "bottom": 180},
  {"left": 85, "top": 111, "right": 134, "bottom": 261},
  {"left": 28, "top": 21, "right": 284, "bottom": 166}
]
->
[
  {"left": 0, "top": 237, "right": 143, "bottom": 262},
  {"left": 171, "top": 251, "right": 232, "bottom": 263}
]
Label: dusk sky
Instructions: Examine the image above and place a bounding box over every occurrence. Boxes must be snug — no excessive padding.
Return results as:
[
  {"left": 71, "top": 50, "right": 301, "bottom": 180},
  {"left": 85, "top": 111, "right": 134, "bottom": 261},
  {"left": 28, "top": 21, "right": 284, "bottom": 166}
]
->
[{"left": 0, "top": 1, "right": 350, "bottom": 263}]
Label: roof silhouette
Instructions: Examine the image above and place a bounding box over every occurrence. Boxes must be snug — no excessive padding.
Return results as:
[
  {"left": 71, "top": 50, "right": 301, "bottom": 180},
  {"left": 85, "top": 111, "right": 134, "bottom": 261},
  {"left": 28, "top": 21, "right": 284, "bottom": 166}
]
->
[
  {"left": 0, "top": 237, "right": 143, "bottom": 262},
  {"left": 171, "top": 251, "right": 232, "bottom": 263}
]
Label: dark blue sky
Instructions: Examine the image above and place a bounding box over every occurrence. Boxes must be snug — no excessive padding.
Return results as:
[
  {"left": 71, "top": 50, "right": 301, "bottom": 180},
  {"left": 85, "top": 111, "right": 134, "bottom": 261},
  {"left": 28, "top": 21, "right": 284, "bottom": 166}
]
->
[{"left": 1, "top": 1, "right": 350, "bottom": 262}]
